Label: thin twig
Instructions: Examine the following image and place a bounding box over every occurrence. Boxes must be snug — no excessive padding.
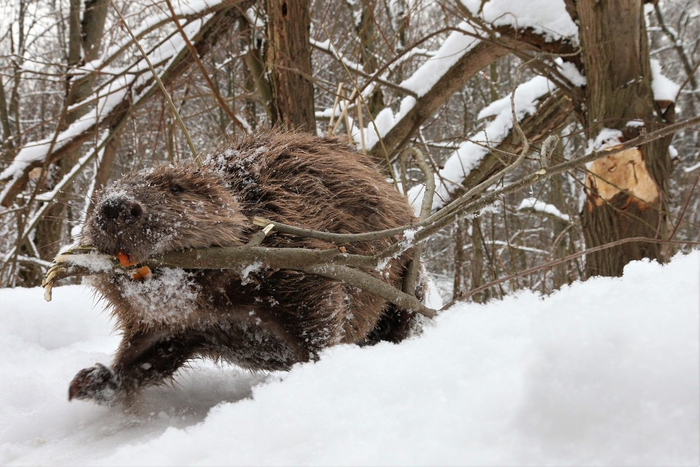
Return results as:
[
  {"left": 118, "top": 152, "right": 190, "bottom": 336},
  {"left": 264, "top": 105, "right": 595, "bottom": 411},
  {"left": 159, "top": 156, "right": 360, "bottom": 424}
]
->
[
  {"left": 357, "top": 96, "right": 366, "bottom": 152},
  {"left": 327, "top": 82, "right": 344, "bottom": 135}
]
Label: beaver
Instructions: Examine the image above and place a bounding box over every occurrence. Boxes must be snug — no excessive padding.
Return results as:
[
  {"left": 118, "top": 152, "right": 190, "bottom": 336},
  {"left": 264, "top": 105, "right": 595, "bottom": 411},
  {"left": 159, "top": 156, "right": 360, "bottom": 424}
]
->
[{"left": 68, "top": 131, "right": 423, "bottom": 405}]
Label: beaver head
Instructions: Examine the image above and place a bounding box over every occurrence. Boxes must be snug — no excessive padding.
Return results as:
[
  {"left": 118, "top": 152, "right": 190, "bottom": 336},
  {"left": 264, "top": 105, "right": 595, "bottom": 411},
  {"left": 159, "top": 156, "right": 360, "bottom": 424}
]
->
[{"left": 82, "top": 164, "right": 246, "bottom": 263}]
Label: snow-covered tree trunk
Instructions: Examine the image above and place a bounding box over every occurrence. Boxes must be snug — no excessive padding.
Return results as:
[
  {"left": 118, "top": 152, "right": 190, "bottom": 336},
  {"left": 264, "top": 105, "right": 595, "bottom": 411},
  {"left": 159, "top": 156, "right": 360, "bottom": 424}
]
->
[{"left": 577, "top": 0, "right": 674, "bottom": 277}]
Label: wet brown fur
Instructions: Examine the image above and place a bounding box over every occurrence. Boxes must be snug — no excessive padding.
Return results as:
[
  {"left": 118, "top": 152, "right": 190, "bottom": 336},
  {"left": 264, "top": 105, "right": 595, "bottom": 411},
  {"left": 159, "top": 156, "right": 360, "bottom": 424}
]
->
[{"left": 73, "top": 131, "right": 420, "bottom": 405}]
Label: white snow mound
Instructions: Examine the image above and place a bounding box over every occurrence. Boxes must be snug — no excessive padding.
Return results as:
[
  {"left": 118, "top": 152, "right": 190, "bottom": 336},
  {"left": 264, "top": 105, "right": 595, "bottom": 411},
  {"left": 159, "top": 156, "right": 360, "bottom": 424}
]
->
[{"left": 0, "top": 251, "right": 698, "bottom": 466}]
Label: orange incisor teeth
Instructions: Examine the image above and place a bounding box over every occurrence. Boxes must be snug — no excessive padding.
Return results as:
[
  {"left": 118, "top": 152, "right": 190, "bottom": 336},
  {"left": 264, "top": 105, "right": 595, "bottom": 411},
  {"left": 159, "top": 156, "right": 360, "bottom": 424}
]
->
[
  {"left": 131, "top": 266, "right": 152, "bottom": 281},
  {"left": 117, "top": 251, "right": 137, "bottom": 267}
]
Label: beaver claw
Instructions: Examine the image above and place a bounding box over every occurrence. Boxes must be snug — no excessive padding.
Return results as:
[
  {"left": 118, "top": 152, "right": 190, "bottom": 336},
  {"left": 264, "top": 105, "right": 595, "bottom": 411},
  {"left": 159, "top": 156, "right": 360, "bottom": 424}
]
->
[{"left": 68, "top": 363, "right": 120, "bottom": 405}]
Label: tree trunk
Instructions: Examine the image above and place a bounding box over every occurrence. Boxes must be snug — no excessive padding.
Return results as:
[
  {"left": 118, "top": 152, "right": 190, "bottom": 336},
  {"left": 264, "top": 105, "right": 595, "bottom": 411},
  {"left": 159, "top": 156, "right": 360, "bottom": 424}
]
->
[
  {"left": 452, "top": 218, "right": 467, "bottom": 300},
  {"left": 356, "top": 1, "right": 384, "bottom": 116},
  {"left": 577, "top": 0, "right": 673, "bottom": 277},
  {"left": 470, "top": 218, "right": 487, "bottom": 303},
  {"left": 264, "top": 0, "right": 316, "bottom": 133}
]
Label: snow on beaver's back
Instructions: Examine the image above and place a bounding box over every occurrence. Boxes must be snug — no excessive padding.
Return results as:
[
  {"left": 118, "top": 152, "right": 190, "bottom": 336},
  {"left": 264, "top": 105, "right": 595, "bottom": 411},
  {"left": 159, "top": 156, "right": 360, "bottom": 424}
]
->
[{"left": 70, "top": 130, "right": 422, "bottom": 406}]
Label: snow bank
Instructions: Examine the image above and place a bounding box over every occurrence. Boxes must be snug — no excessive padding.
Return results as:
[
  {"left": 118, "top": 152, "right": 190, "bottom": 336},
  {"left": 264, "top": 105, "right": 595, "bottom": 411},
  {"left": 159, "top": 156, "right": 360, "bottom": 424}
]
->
[{"left": 0, "top": 252, "right": 698, "bottom": 466}]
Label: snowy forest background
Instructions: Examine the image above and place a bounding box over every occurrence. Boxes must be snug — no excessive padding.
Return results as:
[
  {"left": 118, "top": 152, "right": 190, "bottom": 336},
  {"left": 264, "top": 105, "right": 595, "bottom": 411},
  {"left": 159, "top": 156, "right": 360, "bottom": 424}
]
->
[
  {"left": 0, "top": 0, "right": 698, "bottom": 296},
  {"left": 0, "top": 1, "right": 699, "bottom": 465}
]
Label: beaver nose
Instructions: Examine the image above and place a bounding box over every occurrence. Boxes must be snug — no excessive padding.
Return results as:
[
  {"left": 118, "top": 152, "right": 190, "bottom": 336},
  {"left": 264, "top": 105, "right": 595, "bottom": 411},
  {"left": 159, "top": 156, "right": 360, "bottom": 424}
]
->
[{"left": 100, "top": 197, "right": 143, "bottom": 222}]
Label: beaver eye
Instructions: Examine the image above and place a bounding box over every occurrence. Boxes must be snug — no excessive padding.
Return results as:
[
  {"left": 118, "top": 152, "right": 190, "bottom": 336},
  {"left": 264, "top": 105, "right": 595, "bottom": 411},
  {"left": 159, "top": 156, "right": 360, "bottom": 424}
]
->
[{"left": 170, "top": 183, "right": 184, "bottom": 194}]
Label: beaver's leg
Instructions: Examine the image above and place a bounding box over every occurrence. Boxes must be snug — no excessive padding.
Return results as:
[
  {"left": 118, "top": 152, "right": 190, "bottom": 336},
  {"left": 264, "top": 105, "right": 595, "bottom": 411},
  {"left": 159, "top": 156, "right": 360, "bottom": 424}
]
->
[
  {"left": 68, "top": 330, "right": 203, "bottom": 405},
  {"left": 359, "top": 269, "right": 426, "bottom": 346},
  {"left": 360, "top": 305, "right": 417, "bottom": 345}
]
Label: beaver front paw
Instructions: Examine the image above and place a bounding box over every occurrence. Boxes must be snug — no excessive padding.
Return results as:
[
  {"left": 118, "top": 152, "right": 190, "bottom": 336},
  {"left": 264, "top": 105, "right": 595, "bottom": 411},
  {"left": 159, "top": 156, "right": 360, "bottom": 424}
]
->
[{"left": 68, "top": 363, "right": 121, "bottom": 405}]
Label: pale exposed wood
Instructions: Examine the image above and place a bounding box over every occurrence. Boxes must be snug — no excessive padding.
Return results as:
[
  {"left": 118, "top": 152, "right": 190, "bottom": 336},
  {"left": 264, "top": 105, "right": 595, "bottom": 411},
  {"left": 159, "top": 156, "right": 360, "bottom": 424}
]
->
[{"left": 586, "top": 148, "right": 660, "bottom": 207}]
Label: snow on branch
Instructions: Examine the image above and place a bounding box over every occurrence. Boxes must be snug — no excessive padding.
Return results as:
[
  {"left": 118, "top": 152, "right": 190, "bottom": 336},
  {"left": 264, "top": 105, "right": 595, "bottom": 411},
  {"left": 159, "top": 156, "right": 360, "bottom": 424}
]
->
[
  {"left": 650, "top": 58, "right": 681, "bottom": 102},
  {"left": 358, "top": 22, "right": 485, "bottom": 152},
  {"left": 86, "top": 0, "right": 230, "bottom": 74},
  {"left": 399, "top": 22, "right": 482, "bottom": 98},
  {"left": 311, "top": 38, "right": 364, "bottom": 74},
  {"left": 463, "top": 0, "right": 578, "bottom": 44},
  {"left": 395, "top": 0, "right": 577, "bottom": 101},
  {"left": 407, "top": 76, "right": 555, "bottom": 214},
  {"left": 517, "top": 197, "right": 571, "bottom": 223},
  {"left": 0, "top": 75, "right": 132, "bottom": 184},
  {"left": 359, "top": 1, "right": 578, "bottom": 160}
]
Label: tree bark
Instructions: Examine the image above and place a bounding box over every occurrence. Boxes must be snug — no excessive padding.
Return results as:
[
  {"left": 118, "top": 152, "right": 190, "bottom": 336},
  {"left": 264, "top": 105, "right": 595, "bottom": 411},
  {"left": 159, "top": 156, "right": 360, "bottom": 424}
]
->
[
  {"left": 356, "top": 1, "right": 384, "bottom": 116},
  {"left": 577, "top": 0, "right": 673, "bottom": 277},
  {"left": 264, "top": 0, "right": 316, "bottom": 133},
  {"left": 0, "top": 82, "right": 15, "bottom": 162}
]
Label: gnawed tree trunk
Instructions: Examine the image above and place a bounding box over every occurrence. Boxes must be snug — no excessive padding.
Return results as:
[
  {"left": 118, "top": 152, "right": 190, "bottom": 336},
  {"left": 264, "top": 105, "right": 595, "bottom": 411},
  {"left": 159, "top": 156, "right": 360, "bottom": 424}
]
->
[
  {"left": 264, "top": 0, "right": 316, "bottom": 133},
  {"left": 577, "top": 0, "right": 673, "bottom": 277}
]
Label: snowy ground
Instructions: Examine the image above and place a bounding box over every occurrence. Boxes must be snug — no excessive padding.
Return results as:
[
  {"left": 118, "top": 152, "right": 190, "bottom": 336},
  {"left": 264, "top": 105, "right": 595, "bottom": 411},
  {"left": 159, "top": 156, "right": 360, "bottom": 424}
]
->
[{"left": 0, "top": 252, "right": 698, "bottom": 466}]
